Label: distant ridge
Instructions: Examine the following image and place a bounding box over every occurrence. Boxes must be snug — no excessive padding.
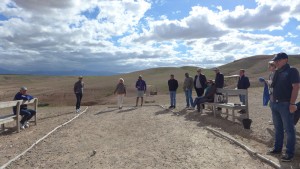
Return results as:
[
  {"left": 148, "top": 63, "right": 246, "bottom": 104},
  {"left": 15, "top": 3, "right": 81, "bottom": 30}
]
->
[{"left": 0, "top": 69, "right": 119, "bottom": 76}]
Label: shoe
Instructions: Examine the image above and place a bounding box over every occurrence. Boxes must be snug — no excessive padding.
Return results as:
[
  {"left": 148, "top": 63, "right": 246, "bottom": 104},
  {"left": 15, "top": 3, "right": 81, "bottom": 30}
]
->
[
  {"left": 268, "top": 120, "right": 273, "bottom": 125},
  {"left": 169, "top": 106, "right": 173, "bottom": 109},
  {"left": 281, "top": 154, "right": 293, "bottom": 162},
  {"left": 20, "top": 122, "right": 25, "bottom": 130},
  {"left": 76, "top": 109, "right": 80, "bottom": 113},
  {"left": 266, "top": 149, "right": 282, "bottom": 155},
  {"left": 24, "top": 121, "right": 29, "bottom": 128},
  {"left": 238, "top": 110, "right": 246, "bottom": 114},
  {"left": 185, "top": 106, "right": 189, "bottom": 109}
]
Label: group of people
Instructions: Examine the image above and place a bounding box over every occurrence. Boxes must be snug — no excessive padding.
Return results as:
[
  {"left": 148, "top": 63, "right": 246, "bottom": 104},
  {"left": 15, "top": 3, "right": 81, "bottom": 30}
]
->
[
  {"left": 168, "top": 67, "right": 250, "bottom": 112},
  {"left": 13, "top": 52, "right": 299, "bottom": 162}
]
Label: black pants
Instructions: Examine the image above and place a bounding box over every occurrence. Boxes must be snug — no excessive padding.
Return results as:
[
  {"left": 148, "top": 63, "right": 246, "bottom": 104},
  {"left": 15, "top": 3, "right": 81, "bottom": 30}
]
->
[
  {"left": 195, "top": 88, "right": 204, "bottom": 97},
  {"left": 20, "top": 109, "right": 36, "bottom": 124},
  {"left": 75, "top": 93, "right": 83, "bottom": 109}
]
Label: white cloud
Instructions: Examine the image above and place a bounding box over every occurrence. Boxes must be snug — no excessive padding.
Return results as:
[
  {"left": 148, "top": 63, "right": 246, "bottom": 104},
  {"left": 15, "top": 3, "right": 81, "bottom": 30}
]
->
[{"left": 0, "top": 0, "right": 299, "bottom": 73}]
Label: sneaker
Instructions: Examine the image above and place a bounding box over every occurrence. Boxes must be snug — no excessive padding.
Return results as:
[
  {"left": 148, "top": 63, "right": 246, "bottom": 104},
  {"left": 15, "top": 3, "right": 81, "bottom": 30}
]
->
[
  {"left": 169, "top": 106, "right": 173, "bottom": 109},
  {"left": 266, "top": 149, "right": 282, "bottom": 155},
  {"left": 76, "top": 109, "right": 80, "bottom": 113},
  {"left": 20, "top": 122, "right": 25, "bottom": 130},
  {"left": 281, "top": 154, "right": 293, "bottom": 162},
  {"left": 24, "top": 121, "right": 29, "bottom": 128}
]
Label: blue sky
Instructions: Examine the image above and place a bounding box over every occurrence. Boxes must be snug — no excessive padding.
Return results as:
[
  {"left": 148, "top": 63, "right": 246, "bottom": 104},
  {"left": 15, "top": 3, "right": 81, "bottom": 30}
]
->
[{"left": 0, "top": 0, "right": 299, "bottom": 74}]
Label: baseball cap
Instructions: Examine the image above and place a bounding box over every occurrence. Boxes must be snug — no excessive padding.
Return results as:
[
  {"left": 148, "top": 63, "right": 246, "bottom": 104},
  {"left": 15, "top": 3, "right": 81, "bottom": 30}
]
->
[
  {"left": 20, "top": 86, "right": 27, "bottom": 91},
  {"left": 272, "top": 52, "right": 288, "bottom": 61}
]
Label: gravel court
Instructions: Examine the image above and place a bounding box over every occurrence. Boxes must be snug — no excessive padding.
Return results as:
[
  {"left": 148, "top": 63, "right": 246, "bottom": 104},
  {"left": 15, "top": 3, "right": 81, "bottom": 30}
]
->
[{"left": 5, "top": 105, "right": 272, "bottom": 169}]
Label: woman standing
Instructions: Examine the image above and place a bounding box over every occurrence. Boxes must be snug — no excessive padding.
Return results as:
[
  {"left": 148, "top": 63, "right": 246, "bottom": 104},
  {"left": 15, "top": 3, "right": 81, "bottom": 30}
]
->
[{"left": 114, "top": 78, "right": 126, "bottom": 109}]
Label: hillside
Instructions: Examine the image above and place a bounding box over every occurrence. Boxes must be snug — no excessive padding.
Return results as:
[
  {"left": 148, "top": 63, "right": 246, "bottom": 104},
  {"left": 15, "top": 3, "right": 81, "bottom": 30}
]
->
[{"left": 0, "top": 54, "right": 299, "bottom": 106}]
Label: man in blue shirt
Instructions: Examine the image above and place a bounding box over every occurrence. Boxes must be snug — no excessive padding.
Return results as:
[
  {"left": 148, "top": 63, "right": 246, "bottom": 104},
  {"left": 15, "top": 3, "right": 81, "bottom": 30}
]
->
[
  {"left": 267, "top": 52, "right": 299, "bottom": 162},
  {"left": 135, "top": 75, "right": 147, "bottom": 107},
  {"left": 13, "top": 86, "right": 36, "bottom": 130}
]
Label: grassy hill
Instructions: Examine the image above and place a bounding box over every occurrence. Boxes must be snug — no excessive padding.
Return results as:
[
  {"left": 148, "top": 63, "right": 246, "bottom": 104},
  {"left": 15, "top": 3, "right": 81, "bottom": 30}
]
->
[{"left": 0, "top": 54, "right": 299, "bottom": 106}]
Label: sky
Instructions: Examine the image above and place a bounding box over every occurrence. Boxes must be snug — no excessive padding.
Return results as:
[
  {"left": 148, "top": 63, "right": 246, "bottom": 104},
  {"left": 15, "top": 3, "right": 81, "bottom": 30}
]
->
[{"left": 0, "top": 0, "right": 300, "bottom": 74}]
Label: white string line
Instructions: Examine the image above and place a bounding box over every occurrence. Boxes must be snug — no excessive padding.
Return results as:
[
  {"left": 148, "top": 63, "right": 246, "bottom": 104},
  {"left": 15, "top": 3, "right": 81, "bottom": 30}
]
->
[
  {"left": 157, "top": 105, "right": 281, "bottom": 169},
  {"left": 0, "top": 107, "right": 89, "bottom": 169}
]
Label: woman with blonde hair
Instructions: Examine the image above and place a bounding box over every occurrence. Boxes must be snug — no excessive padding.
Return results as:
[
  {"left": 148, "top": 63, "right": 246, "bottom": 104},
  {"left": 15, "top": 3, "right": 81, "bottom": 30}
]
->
[{"left": 114, "top": 78, "right": 126, "bottom": 109}]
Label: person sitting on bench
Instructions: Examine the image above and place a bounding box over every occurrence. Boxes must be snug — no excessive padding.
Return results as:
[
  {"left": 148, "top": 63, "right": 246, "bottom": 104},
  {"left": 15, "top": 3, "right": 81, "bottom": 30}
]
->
[
  {"left": 13, "top": 86, "right": 36, "bottom": 130},
  {"left": 190, "top": 80, "right": 216, "bottom": 111}
]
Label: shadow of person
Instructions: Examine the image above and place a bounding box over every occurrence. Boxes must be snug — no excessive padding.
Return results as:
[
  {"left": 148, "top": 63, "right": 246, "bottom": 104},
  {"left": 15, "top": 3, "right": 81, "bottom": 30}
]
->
[{"left": 118, "top": 107, "right": 137, "bottom": 113}]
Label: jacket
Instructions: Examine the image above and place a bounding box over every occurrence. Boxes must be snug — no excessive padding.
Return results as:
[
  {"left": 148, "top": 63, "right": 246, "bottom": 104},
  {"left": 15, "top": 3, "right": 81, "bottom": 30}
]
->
[
  {"left": 13, "top": 92, "right": 34, "bottom": 113},
  {"left": 194, "top": 74, "right": 207, "bottom": 89},
  {"left": 136, "top": 79, "right": 146, "bottom": 91},
  {"left": 215, "top": 72, "right": 224, "bottom": 88},
  {"left": 114, "top": 83, "right": 126, "bottom": 94},
  {"left": 237, "top": 75, "right": 250, "bottom": 89},
  {"left": 168, "top": 79, "right": 178, "bottom": 91},
  {"left": 74, "top": 80, "right": 84, "bottom": 93}
]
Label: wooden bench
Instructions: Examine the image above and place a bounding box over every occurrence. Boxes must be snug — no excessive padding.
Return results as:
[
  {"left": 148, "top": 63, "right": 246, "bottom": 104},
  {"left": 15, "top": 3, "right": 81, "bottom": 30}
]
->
[
  {"left": 200, "top": 88, "right": 249, "bottom": 122},
  {"left": 0, "top": 98, "right": 38, "bottom": 133}
]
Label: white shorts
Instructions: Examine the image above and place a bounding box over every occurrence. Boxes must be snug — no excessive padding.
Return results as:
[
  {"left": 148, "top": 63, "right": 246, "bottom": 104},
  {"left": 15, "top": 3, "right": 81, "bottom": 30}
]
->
[{"left": 137, "top": 90, "right": 144, "bottom": 97}]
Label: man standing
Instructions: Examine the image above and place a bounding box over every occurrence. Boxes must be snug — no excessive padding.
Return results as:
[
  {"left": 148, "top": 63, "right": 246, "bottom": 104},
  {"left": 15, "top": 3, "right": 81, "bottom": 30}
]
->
[
  {"left": 135, "top": 75, "right": 147, "bottom": 107},
  {"left": 168, "top": 74, "right": 178, "bottom": 109},
  {"left": 13, "top": 87, "right": 36, "bottom": 129},
  {"left": 237, "top": 69, "right": 250, "bottom": 114},
  {"left": 213, "top": 67, "right": 224, "bottom": 111},
  {"left": 183, "top": 73, "right": 194, "bottom": 108},
  {"left": 213, "top": 68, "right": 224, "bottom": 89},
  {"left": 74, "top": 76, "right": 84, "bottom": 113},
  {"left": 267, "top": 52, "right": 299, "bottom": 162},
  {"left": 194, "top": 68, "right": 207, "bottom": 97}
]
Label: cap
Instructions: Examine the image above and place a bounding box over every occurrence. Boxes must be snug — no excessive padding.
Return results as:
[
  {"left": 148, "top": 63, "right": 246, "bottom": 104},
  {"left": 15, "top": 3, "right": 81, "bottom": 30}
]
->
[
  {"left": 20, "top": 86, "right": 27, "bottom": 91},
  {"left": 272, "top": 52, "right": 288, "bottom": 61},
  {"left": 78, "top": 76, "right": 83, "bottom": 79}
]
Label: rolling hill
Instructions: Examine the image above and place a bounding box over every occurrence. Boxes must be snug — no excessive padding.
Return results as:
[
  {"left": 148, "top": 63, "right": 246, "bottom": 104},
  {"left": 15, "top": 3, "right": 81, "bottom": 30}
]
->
[{"left": 0, "top": 54, "right": 299, "bottom": 106}]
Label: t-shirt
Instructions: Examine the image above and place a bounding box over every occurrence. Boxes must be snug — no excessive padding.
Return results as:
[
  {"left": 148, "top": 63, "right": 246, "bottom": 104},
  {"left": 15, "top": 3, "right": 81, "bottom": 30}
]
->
[{"left": 272, "top": 64, "right": 300, "bottom": 102}]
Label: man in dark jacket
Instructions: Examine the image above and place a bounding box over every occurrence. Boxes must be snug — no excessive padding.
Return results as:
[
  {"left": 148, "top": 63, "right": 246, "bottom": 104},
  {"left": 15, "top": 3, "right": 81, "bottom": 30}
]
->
[
  {"left": 168, "top": 74, "right": 178, "bottom": 109},
  {"left": 135, "top": 75, "right": 147, "bottom": 107},
  {"left": 237, "top": 69, "right": 250, "bottom": 114},
  {"left": 13, "top": 86, "right": 36, "bottom": 129},
  {"left": 194, "top": 68, "right": 207, "bottom": 97},
  {"left": 74, "top": 76, "right": 84, "bottom": 113},
  {"left": 213, "top": 68, "right": 224, "bottom": 89}
]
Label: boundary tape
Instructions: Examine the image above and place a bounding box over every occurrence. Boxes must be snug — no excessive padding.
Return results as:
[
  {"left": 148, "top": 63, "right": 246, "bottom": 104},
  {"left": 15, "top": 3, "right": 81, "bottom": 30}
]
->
[{"left": 0, "top": 107, "right": 89, "bottom": 169}]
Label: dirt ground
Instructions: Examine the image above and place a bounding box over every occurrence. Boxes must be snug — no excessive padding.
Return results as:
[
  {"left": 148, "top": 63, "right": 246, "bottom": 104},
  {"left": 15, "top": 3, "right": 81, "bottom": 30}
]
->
[{"left": 0, "top": 88, "right": 300, "bottom": 169}]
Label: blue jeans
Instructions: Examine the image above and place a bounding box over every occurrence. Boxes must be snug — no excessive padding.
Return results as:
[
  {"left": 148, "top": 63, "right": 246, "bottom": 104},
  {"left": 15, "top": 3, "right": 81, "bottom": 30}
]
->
[
  {"left": 20, "top": 109, "right": 36, "bottom": 124},
  {"left": 185, "top": 89, "right": 193, "bottom": 107},
  {"left": 169, "top": 91, "right": 176, "bottom": 107},
  {"left": 192, "top": 96, "right": 207, "bottom": 107},
  {"left": 75, "top": 93, "right": 83, "bottom": 109},
  {"left": 239, "top": 94, "right": 246, "bottom": 105},
  {"left": 271, "top": 102, "right": 295, "bottom": 157}
]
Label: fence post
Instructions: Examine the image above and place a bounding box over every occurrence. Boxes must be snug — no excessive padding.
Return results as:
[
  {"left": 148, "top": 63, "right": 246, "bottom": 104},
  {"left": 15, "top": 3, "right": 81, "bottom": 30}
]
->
[
  {"left": 16, "top": 101, "right": 21, "bottom": 133},
  {"left": 34, "top": 98, "right": 38, "bottom": 125}
]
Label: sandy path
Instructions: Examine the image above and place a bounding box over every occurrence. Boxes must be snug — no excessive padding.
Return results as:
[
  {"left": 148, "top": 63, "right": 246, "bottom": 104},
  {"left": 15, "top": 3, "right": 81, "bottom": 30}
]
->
[{"left": 5, "top": 105, "right": 272, "bottom": 169}]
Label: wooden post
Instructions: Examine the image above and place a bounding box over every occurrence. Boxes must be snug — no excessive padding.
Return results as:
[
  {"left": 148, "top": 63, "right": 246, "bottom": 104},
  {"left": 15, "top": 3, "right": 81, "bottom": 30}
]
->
[
  {"left": 16, "top": 101, "right": 21, "bottom": 133},
  {"left": 34, "top": 98, "right": 38, "bottom": 125}
]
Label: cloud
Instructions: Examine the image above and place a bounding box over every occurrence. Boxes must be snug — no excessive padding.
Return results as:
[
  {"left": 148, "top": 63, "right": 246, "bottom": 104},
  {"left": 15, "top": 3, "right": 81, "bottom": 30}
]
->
[
  {"left": 222, "top": 4, "right": 290, "bottom": 30},
  {"left": 132, "top": 6, "right": 228, "bottom": 42},
  {"left": 0, "top": 0, "right": 299, "bottom": 73}
]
